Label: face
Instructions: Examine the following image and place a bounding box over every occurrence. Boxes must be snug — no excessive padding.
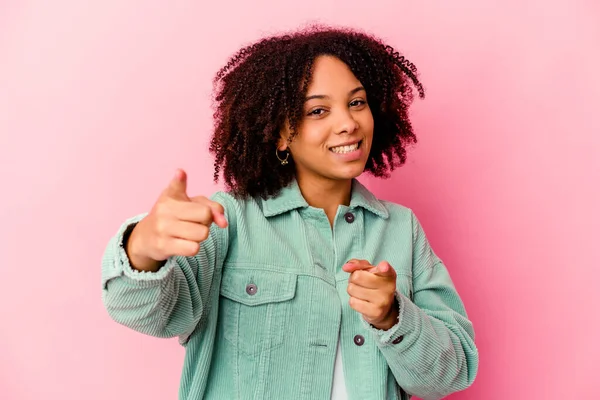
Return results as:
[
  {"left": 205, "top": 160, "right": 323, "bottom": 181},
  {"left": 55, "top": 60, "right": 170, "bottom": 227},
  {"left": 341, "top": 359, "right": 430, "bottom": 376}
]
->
[{"left": 279, "top": 55, "right": 374, "bottom": 184}]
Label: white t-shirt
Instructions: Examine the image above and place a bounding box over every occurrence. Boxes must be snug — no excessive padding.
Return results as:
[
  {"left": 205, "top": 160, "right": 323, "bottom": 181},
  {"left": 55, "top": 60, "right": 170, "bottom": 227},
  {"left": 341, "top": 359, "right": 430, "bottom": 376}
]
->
[{"left": 330, "top": 333, "right": 348, "bottom": 399}]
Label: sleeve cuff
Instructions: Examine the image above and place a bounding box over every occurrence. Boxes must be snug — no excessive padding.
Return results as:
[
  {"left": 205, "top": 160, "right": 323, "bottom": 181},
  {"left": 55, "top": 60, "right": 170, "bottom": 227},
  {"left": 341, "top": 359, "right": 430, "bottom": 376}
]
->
[
  {"left": 112, "top": 213, "right": 176, "bottom": 284},
  {"left": 362, "top": 290, "right": 422, "bottom": 349}
]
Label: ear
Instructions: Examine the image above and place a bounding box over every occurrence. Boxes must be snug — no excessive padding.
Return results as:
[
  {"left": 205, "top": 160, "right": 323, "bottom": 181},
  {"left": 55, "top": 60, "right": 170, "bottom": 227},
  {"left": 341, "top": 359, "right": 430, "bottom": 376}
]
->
[
  {"left": 278, "top": 121, "right": 291, "bottom": 151},
  {"left": 277, "top": 137, "right": 287, "bottom": 151}
]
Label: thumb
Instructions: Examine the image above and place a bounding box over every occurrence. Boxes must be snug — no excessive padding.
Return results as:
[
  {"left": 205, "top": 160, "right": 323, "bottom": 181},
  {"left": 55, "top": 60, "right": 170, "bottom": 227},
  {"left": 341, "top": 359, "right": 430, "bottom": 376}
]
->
[
  {"left": 372, "top": 261, "right": 396, "bottom": 278},
  {"left": 189, "top": 197, "right": 229, "bottom": 229},
  {"left": 166, "top": 169, "right": 189, "bottom": 199},
  {"left": 207, "top": 201, "right": 228, "bottom": 229}
]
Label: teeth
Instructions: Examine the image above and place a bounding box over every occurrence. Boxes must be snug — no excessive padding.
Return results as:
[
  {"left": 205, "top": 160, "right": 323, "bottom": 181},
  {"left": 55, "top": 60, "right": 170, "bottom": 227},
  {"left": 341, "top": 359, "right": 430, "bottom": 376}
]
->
[{"left": 331, "top": 143, "right": 359, "bottom": 154}]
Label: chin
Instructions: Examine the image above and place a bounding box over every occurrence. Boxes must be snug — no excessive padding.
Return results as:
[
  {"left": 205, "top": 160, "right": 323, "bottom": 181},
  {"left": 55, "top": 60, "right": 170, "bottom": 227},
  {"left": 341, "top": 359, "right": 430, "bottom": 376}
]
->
[{"left": 331, "top": 165, "right": 366, "bottom": 180}]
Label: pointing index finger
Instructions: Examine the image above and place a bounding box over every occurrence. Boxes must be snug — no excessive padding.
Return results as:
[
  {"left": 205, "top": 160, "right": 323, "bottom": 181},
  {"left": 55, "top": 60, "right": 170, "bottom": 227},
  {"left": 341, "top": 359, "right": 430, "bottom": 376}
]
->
[
  {"left": 342, "top": 259, "right": 374, "bottom": 273},
  {"left": 165, "top": 169, "right": 190, "bottom": 200}
]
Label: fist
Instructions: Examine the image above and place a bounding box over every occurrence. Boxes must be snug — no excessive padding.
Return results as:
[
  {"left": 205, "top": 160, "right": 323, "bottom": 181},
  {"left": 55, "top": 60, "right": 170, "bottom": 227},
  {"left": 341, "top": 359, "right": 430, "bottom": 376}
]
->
[
  {"left": 343, "top": 259, "right": 399, "bottom": 330},
  {"left": 126, "top": 169, "right": 227, "bottom": 270}
]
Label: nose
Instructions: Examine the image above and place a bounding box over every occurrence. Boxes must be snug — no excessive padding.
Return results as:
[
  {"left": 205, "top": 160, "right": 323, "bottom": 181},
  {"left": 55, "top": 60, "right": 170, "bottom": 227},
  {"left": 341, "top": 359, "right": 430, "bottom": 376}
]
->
[{"left": 334, "top": 109, "right": 359, "bottom": 135}]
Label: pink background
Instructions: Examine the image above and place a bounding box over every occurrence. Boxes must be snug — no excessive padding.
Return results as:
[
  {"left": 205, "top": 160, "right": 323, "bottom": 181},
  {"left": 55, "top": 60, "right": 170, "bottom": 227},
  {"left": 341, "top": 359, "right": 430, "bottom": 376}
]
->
[{"left": 1, "top": 1, "right": 599, "bottom": 399}]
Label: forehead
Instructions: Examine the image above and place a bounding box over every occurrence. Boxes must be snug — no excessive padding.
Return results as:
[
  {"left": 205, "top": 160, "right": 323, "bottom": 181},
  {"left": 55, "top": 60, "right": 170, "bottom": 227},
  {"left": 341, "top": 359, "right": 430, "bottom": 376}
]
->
[{"left": 306, "top": 55, "right": 362, "bottom": 94}]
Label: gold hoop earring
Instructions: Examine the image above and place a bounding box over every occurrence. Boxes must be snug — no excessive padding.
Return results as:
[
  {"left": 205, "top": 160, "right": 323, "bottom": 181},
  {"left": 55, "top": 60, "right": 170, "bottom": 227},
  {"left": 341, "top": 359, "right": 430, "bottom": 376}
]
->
[{"left": 276, "top": 148, "right": 289, "bottom": 165}]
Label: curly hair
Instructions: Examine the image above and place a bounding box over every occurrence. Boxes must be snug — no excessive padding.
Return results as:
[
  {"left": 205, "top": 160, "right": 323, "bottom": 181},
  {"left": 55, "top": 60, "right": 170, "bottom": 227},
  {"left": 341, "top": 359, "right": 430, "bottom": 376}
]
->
[{"left": 209, "top": 25, "right": 425, "bottom": 199}]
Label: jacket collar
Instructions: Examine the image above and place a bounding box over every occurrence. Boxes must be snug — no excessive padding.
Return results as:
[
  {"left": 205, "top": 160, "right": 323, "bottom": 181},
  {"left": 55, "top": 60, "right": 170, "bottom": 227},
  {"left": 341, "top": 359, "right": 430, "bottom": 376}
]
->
[{"left": 261, "top": 178, "right": 389, "bottom": 219}]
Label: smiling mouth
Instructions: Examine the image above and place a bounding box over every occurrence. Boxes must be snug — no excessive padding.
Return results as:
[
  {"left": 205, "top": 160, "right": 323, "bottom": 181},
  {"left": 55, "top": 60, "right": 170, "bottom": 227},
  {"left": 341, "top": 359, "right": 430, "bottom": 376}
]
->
[{"left": 329, "top": 140, "right": 363, "bottom": 154}]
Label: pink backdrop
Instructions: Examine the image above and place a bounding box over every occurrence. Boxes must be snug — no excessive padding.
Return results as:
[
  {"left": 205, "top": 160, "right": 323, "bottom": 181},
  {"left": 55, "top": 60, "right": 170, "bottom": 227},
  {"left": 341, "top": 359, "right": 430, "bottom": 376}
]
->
[{"left": 1, "top": 1, "right": 599, "bottom": 399}]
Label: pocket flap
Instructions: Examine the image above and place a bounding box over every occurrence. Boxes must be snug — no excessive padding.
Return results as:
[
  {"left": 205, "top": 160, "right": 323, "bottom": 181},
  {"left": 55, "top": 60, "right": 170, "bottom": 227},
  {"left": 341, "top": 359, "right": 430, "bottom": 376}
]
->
[{"left": 220, "top": 268, "right": 297, "bottom": 306}]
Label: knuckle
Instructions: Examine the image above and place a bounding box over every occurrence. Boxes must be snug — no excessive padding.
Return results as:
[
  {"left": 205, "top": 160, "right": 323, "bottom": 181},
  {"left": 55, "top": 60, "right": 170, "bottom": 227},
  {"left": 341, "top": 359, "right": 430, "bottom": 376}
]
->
[
  {"left": 201, "top": 206, "right": 212, "bottom": 221},
  {"left": 154, "top": 217, "right": 169, "bottom": 235},
  {"left": 181, "top": 249, "right": 193, "bottom": 257},
  {"left": 353, "top": 271, "right": 364, "bottom": 282},
  {"left": 346, "top": 283, "right": 354, "bottom": 294},
  {"left": 186, "top": 241, "right": 200, "bottom": 256},
  {"left": 155, "top": 200, "right": 171, "bottom": 215},
  {"left": 198, "top": 225, "right": 210, "bottom": 241},
  {"left": 178, "top": 241, "right": 196, "bottom": 257}
]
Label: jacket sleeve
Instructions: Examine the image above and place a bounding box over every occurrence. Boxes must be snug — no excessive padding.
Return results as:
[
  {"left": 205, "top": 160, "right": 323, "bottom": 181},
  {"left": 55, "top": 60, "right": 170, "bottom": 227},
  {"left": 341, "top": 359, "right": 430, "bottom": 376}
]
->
[
  {"left": 100, "top": 192, "right": 230, "bottom": 342},
  {"left": 363, "top": 211, "right": 479, "bottom": 400}
]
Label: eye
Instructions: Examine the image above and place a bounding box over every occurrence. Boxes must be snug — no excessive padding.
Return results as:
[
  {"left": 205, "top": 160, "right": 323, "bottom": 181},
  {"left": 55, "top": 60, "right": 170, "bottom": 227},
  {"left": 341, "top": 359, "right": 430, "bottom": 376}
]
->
[
  {"left": 349, "top": 99, "right": 366, "bottom": 107},
  {"left": 307, "top": 107, "right": 327, "bottom": 116}
]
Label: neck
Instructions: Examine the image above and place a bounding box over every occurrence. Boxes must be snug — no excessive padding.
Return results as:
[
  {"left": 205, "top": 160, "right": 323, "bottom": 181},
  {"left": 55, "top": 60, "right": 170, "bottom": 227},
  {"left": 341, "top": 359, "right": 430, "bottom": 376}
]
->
[{"left": 296, "top": 174, "right": 353, "bottom": 225}]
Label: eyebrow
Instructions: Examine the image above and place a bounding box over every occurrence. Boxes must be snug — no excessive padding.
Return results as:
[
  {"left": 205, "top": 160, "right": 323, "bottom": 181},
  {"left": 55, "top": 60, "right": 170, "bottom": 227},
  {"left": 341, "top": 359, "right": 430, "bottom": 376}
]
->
[{"left": 304, "top": 86, "right": 365, "bottom": 102}]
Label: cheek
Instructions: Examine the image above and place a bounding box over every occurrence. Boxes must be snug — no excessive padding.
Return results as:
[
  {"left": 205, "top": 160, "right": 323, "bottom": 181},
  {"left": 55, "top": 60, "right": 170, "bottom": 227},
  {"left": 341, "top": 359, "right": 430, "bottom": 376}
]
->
[
  {"left": 362, "top": 125, "right": 374, "bottom": 148},
  {"left": 358, "top": 111, "right": 374, "bottom": 133},
  {"left": 295, "top": 125, "right": 330, "bottom": 148}
]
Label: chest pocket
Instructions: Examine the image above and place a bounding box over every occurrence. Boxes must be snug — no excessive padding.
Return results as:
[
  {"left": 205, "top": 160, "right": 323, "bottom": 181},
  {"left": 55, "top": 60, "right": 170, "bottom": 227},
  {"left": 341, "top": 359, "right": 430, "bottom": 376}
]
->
[{"left": 219, "top": 267, "right": 297, "bottom": 357}]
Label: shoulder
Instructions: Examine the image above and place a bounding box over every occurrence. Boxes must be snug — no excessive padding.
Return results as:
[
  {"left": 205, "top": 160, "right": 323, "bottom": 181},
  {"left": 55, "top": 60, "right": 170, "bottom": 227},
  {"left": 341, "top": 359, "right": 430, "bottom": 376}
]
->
[
  {"left": 367, "top": 191, "right": 417, "bottom": 226},
  {"left": 370, "top": 196, "right": 424, "bottom": 238},
  {"left": 375, "top": 197, "right": 436, "bottom": 255},
  {"left": 210, "top": 190, "right": 260, "bottom": 209},
  {"left": 378, "top": 199, "right": 413, "bottom": 218}
]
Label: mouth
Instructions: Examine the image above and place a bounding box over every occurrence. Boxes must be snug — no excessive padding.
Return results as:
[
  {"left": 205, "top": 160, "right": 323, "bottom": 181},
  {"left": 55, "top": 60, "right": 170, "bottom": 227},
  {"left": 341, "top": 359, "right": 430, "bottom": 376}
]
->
[{"left": 329, "top": 140, "right": 363, "bottom": 154}]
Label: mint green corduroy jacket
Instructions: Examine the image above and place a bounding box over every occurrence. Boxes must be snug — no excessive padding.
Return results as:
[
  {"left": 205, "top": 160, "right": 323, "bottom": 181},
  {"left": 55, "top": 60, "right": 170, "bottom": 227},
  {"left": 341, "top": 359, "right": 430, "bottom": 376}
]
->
[{"left": 101, "top": 179, "right": 478, "bottom": 400}]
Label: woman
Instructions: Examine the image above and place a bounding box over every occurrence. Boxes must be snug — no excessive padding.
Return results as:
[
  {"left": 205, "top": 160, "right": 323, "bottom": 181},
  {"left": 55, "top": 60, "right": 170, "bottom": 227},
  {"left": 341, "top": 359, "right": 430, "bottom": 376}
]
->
[{"left": 101, "top": 25, "right": 478, "bottom": 400}]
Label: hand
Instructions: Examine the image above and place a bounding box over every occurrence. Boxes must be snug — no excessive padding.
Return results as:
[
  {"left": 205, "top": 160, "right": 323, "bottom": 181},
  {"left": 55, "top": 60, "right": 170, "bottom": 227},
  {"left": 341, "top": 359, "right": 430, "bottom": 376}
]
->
[
  {"left": 126, "top": 169, "right": 228, "bottom": 271},
  {"left": 342, "top": 259, "right": 399, "bottom": 330}
]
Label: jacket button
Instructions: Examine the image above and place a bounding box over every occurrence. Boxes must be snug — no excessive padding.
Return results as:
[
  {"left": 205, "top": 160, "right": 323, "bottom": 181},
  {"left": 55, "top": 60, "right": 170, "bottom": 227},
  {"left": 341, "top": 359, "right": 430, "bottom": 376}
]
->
[
  {"left": 353, "top": 334, "right": 365, "bottom": 346},
  {"left": 344, "top": 212, "right": 355, "bottom": 223},
  {"left": 392, "top": 336, "right": 404, "bottom": 344},
  {"left": 246, "top": 283, "right": 258, "bottom": 295}
]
